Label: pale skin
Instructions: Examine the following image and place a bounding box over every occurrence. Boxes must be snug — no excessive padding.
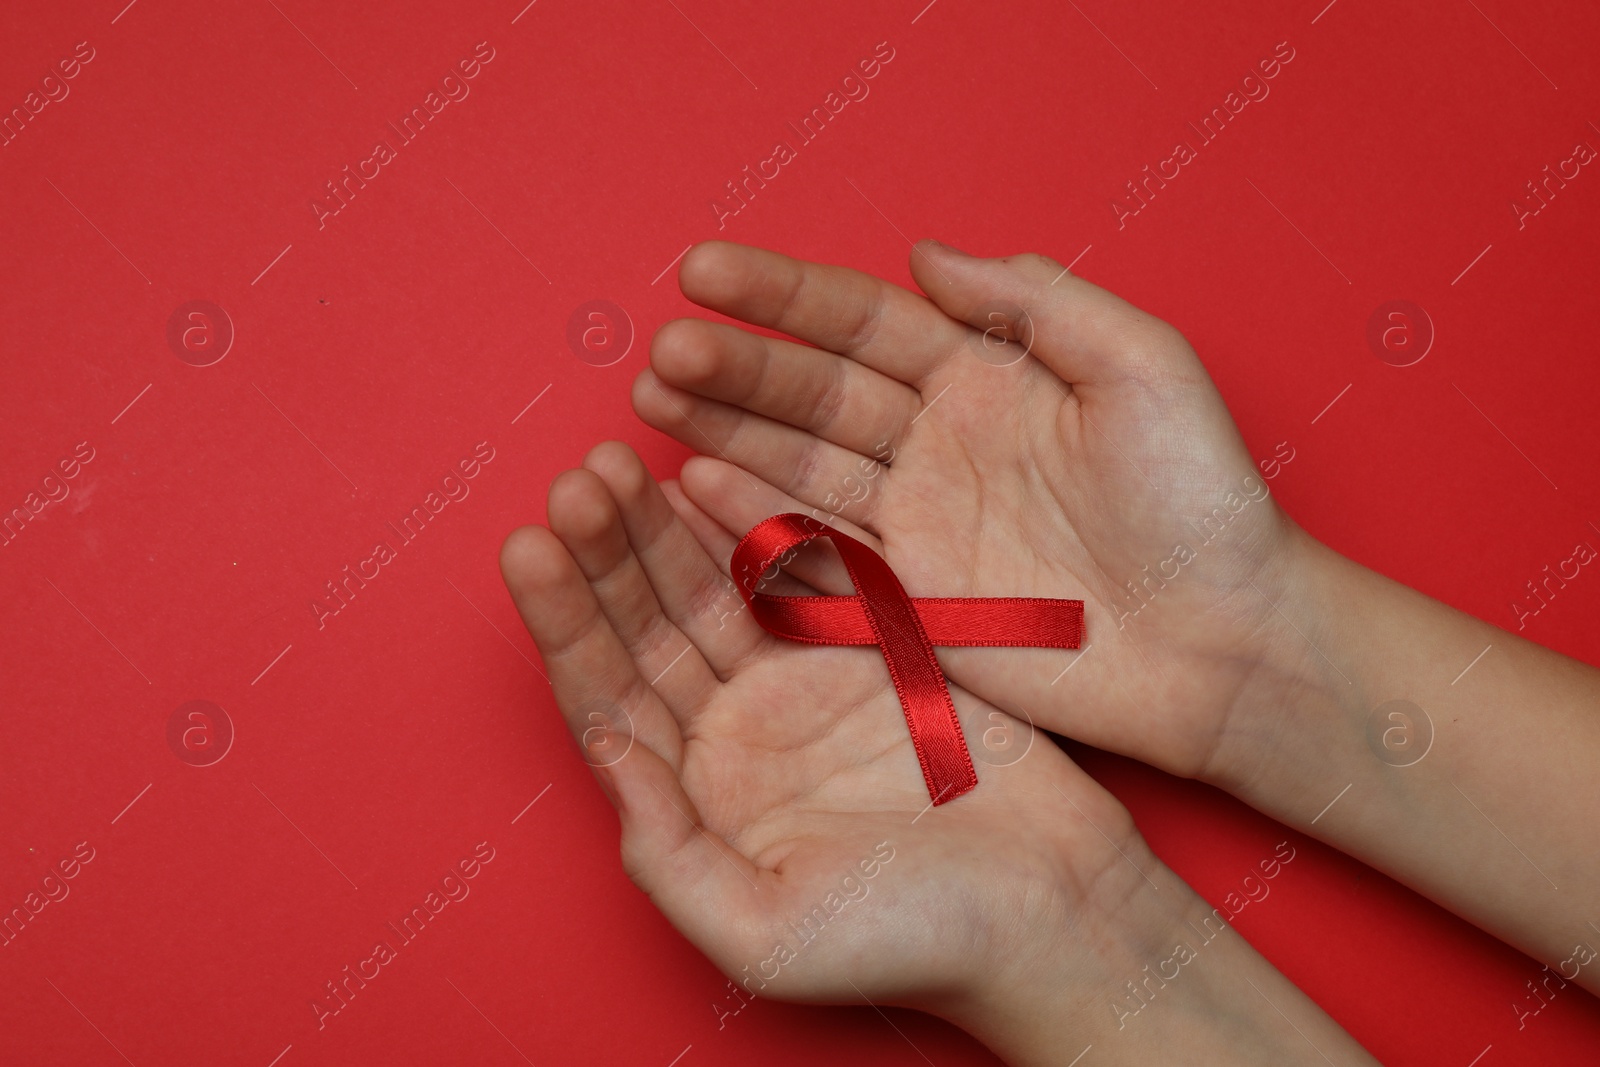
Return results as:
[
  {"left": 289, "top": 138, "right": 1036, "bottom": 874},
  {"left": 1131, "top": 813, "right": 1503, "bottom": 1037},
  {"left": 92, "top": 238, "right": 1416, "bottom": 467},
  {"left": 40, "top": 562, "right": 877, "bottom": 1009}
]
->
[{"left": 500, "top": 239, "right": 1600, "bottom": 1062}]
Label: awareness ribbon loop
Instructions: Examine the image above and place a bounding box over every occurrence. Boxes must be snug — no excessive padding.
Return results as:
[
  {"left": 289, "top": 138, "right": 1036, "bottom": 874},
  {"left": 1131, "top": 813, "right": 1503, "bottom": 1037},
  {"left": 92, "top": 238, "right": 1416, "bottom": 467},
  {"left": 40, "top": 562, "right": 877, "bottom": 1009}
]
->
[{"left": 731, "top": 514, "right": 1084, "bottom": 807}]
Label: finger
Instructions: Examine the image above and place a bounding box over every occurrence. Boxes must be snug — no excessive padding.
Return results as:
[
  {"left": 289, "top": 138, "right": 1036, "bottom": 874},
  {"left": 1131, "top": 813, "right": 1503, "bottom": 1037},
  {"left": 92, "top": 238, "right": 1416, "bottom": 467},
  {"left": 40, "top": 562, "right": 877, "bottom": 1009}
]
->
[
  {"left": 581, "top": 441, "right": 770, "bottom": 678},
  {"left": 676, "top": 240, "right": 969, "bottom": 389},
  {"left": 908, "top": 240, "right": 1200, "bottom": 389},
  {"left": 659, "top": 478, "right": 821, "bottom": 599},
  {"left": 650, "top": 317, "right": 919, "bottom": 458},
  {"left": 498, "top": 525, "right": 684, "bottom": 772},
  {"left": 600, "top": 737, "right": 772, "bottom": 970},
  {"left": 633, "top": 370, "right": 886, "bottom": 531},
  {"left": 677, "top": 455, "right": 866, "bottom": 597},
  {"left": 660, "top": 478, "right": 739, "bottom": 569},
  {"left": 546, "top": 468, "right": 720, "bottom": 717}
]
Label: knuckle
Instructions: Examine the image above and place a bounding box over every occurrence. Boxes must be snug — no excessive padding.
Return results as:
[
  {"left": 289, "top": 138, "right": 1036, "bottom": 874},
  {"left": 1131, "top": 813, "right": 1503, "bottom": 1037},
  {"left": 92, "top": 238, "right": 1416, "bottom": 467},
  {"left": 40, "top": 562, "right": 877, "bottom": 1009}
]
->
[
  {"left": 807, "top": 359, "right": 850, "bottom": 433},
  {"left": 837, "top": 284, "right": 887, "bottom": 352},
  {"left": 788, "top": 440, "right": 827, "bottom": 496}
]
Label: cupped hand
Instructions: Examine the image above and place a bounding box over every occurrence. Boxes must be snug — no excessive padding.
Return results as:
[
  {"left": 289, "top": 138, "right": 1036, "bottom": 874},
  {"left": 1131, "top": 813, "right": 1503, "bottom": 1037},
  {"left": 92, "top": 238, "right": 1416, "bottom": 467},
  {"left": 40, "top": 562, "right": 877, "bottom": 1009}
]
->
[
  {"left": 631, "top": 240, "right": 1308, "bottom": 786},
  {"left": 498, "top": 441, "right": 1170, "bottom": 1026}
]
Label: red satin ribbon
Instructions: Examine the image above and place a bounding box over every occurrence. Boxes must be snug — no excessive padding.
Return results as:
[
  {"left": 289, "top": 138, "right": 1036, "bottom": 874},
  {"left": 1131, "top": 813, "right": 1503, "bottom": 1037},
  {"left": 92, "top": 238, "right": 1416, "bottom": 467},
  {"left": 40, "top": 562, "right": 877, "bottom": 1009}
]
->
[{"left": 731, "top": 514, "right": 1084, "bottom": 807}]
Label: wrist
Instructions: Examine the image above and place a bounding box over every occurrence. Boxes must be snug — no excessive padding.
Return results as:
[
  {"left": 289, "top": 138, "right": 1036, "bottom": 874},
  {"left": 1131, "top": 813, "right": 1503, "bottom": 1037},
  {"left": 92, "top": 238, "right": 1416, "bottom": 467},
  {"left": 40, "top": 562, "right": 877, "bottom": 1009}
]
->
[
  {"left": 1199, "top": 520, "right": 1358, "bottom": 797},
  {"left": 1185, "top": 524, "right": 1600, "bottom": 978},
  {"left": 932, "top": 839, "right": 1374, "bottom": 1066},
  {"left": 926, "top": 835, "right": 1183, "bottom": 1065}
]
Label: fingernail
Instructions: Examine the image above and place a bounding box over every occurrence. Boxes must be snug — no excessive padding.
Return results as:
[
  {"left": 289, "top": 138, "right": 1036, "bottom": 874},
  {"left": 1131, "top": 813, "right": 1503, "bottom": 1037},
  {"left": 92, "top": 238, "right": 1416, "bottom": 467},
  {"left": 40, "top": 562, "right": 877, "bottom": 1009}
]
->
[
  {"left": 574, "top": 699, "right": 633, "bottom": 768},
  {"left": 934, "top": 238, "right": 971, "bottom": 256}
]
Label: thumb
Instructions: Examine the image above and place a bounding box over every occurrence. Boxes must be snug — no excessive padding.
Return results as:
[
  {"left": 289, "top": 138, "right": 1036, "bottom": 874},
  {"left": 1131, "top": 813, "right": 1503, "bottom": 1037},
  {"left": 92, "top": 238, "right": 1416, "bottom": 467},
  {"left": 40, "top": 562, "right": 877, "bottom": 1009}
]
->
[
  {"left": 597, "top": 733, "right": 771, "bottom": 966},
  {"left": 909, "top": 239, "right": 1196, "bottom": 389}
]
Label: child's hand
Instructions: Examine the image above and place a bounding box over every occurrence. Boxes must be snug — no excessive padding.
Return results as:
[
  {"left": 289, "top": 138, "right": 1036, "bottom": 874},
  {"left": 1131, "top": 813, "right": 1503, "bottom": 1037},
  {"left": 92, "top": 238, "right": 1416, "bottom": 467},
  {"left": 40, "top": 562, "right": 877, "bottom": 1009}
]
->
[
  {"left": 632, "top": 242, "right": 1600, "bottom": 998},
  {"left": 633, "top": 241, "right": 1303, "bottom": 787},
  {"left": 499, "top": 442, "right": 1381, "bottom": 1065},
  {"left": 501, "top": 442, "right": 1180, "bottom": 1040}
]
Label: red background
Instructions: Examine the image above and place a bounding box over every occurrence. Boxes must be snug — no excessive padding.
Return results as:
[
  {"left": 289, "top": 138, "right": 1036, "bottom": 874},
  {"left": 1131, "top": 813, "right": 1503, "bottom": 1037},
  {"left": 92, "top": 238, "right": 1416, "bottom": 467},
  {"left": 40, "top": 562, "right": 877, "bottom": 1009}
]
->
[{"left": 3, "top": 0, "right": 1599, "bottom": 1063}]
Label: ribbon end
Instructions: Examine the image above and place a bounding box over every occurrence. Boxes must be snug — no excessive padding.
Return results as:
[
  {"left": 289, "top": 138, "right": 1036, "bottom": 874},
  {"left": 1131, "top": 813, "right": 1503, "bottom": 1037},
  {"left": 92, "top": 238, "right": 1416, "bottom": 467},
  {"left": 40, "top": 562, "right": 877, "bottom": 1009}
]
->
[{"left": 929, "top": 767, "right": 979, "bottom": 807}]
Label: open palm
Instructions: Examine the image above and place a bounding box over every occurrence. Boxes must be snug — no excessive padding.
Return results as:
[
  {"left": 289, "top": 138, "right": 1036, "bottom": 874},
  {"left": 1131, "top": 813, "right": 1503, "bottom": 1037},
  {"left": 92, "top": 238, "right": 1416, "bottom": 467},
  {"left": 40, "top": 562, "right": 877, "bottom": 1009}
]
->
[
  {"left": 632, "top": 241, "right": 1305, "bottom": 784},
  {"left": 498, "top": 441, "right": 1164, "bottom": 1016}
]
